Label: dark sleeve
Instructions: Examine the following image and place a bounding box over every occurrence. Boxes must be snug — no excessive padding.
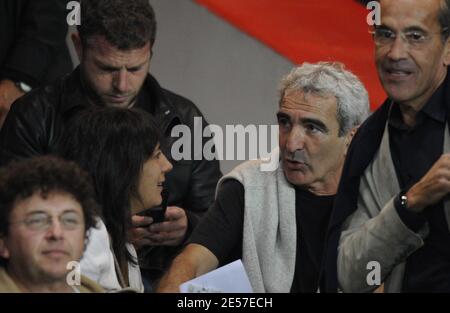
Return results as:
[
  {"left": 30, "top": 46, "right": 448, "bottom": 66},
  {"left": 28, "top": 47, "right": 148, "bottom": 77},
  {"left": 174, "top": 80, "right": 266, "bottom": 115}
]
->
[
  {"left": 183, "top": 112, "right": 222, "bottom": 230},
  {"left": 0, "top": 0, "right": 69, "bottom": 87},
  {"left": 394, "top": 193, "right": 427, "bottom": 233},
  {"left": 188, "top": 179, "right": 244, "bottom": 265},
  {"left": 0, "top": 92, "right": 56, "bottom": 166},
  {"left": 184, "top": 159, "right": 222, "bottom": 229}
]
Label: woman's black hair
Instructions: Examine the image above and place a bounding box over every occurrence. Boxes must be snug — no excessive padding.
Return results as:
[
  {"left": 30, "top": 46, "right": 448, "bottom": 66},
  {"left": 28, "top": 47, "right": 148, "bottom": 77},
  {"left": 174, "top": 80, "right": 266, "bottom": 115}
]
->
[{"left": 60, "top": 107, "right": 160, "bottom": 267}]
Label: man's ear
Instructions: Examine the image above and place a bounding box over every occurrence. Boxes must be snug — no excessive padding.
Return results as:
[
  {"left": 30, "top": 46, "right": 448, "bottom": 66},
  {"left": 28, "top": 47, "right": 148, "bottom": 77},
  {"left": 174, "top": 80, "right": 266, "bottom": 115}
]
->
[
  {"left": 71, "top": 32, "right": 83, "bottom": 61},
  {"left": 344, "top": 126, "right": 358, "bottom": 157},
  {"left": 0, "top": 236, "right": 10, "bottom": 260}
]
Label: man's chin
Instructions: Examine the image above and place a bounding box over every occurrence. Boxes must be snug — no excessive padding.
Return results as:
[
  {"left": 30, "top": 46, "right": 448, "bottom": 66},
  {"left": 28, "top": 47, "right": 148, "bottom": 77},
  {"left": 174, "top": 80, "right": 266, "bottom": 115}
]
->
[
  {"left": 100, "top": 95, "right": 136, "bottom": 108},
  {"left": 107, "top": 102, "right": 130, "bottom": 109},
  {"left": 381, "top": 78, "right": 417, "bottom": 102},
  {"left": 103, "top": 99, "right": 131, "bottom": 108},
  {"left": 284, "top": 169, "right": 310, "bottom": 187},
  {"left": 37, "top": 265, "right": 70, "bottom": 282},
  {"left": 383, "top": 88, "right": 415, "bottom": 104}
]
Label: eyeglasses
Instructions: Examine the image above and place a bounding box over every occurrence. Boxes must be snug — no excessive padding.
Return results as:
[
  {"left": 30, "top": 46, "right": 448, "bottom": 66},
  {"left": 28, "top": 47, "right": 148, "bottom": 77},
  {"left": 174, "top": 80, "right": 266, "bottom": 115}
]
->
[
  {"left": 9, "top": 212, "right": 83, "bottom": 232},
  {"left": 369, "top": 26, "right": 448, "bottom": 48}
]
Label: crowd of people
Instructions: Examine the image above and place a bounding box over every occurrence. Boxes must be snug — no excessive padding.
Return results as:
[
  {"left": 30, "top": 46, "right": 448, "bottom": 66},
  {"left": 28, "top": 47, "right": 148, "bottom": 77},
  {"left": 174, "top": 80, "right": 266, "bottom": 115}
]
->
[{"left": 1, "top": 0, "right": 450, "bottom": 293}]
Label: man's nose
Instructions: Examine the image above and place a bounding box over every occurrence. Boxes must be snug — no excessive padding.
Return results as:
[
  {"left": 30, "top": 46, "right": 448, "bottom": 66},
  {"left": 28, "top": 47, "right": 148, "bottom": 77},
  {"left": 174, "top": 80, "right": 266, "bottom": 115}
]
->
[
  {"left": 285, "top": 126, "right": 305, "bottom": 153},
  {"left": 387, "top": 35, "right": 409, "bottom": 61},
  {"left": 45, "top": 218, "right": 64, "bottom": 240},
  {"left": 113, "top": 68, "right": 129, "bottom": 93}
]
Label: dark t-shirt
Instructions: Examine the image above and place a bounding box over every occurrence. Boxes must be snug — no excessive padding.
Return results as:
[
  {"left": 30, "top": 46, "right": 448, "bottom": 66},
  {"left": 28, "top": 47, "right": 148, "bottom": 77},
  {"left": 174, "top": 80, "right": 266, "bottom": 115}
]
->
[{"left": 189, "top": 179, "right": 334, "bottom": 292}]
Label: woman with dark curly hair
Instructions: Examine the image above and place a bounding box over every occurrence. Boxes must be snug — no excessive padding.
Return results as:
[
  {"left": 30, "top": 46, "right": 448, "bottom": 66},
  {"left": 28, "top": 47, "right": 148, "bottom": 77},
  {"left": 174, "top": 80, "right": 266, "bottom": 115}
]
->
[{"left": 60, "top": 107, "right": 172, "bottom": 292}]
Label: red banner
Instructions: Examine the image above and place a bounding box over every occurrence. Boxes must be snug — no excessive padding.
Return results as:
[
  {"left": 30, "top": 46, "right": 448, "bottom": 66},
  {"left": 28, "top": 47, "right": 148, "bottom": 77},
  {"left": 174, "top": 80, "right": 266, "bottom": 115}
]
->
[{"left": 195, "top": 0, "right": 385, "bottom": 109}]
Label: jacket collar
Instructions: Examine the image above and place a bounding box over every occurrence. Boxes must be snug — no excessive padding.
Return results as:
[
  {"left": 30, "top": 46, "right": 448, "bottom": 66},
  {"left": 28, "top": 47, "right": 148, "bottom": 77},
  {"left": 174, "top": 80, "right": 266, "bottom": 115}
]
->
[
  {"left": 137, "top": 74, "right": 181, "bottom": 135},
  {"left": 60, "top": 66, "right": 181, "bottom": 134}
]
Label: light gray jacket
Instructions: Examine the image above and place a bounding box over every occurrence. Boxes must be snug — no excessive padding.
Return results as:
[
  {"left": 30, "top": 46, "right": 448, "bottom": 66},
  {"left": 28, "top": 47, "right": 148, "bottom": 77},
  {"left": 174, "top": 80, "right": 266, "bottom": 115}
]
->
[{"left": 338, "top": 124, "right": 450, "bottom": 292}]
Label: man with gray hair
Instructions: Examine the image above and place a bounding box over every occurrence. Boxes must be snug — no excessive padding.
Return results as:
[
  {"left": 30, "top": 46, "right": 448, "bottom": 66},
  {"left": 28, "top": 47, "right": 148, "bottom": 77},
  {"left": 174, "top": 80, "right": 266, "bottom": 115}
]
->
[{"left": 157, "top": 62, "right": 370, "bottom": 293}]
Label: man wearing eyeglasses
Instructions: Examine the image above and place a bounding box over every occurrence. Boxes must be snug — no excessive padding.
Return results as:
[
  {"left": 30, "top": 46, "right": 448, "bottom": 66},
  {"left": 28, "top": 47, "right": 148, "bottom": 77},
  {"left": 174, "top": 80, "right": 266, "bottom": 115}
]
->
[
  {"left": 324, "top": 0, "right": 450, "bottom": 292},
  {"left": 0, "top": 156, "right": 104, "bottom": 293}
]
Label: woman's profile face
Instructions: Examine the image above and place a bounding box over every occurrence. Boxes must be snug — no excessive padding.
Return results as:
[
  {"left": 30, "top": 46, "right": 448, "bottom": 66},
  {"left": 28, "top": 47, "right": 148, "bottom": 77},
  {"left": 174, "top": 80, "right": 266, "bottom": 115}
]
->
[{"left": 131, "top": 144, "right": 173, "bottom": 214}]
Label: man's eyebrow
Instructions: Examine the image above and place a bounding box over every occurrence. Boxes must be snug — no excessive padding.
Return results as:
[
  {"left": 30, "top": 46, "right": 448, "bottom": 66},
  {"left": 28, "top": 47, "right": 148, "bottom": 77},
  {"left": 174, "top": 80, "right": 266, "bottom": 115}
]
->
[
  {"left": 276, "top": 112, "right": 291, "bottom": 120},
  {"left": 25, "top": 208, "right": 80, "bottom": 216},
  {"left": 61, "top": 209, "right": 81, "bottom": 214},
  {"left": 375, "top": 24, "right": 390, "bottom": 30},
  {"left": 94, "top": 59, "right": 147, "bottom": 71},
  {"left": 404, "top": 26, "right": 428, "bottom": 33},
  {"left": 300, "top": 117, "right": 329, "bottom": 132},
  {"left": 127, "top": 61, "right": 147, "bottom": 70},
  {"left": 376, "top": 24, "right": 427, "bottom": 33},
  {"left": 25, "top": 210, "right": 47, "bottom": 216},
  {"left": 94, "top": 59, "right": 120, "bottom": 71}
]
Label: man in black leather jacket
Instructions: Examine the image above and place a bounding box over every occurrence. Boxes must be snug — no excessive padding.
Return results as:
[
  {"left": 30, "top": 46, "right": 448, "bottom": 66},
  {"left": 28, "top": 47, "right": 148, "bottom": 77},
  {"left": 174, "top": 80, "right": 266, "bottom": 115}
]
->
[{"left": 0, "top": 0, "right": 222, "bottom": 287}]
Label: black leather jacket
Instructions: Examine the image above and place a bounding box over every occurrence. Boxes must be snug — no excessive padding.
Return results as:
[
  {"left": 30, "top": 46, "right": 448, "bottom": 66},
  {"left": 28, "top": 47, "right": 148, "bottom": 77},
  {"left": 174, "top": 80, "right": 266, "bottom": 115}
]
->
[{"left": 0, "top": 67, "right": 222, "bottom": 279}]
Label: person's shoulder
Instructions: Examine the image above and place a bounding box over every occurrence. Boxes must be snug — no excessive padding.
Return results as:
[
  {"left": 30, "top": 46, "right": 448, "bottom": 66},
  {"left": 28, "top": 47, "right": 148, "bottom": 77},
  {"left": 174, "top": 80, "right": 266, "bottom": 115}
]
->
[
  {"left": 223, "top": 157, "right": 279, "bottom": 186},
  {"left": 230, "top": 159, "right": 269, "bottom": 175},
  {"left": 341, "top": 100, "right": 391, "bottom": 178},
  {"left": 10, "top": 76, "right": 67, "bottom": 116},
  {"left": 161, "top": 87, "right": 196, "bottom": 106},
  {"left": 160, "top": 87, "right": 205, "bottom": 117},
  {"left": 144, "top": 75, "right": 206, "bottom": 122},
  {"left": 0, "top": 267, "right": 21, "bottom": 293},
  {"left": 351, "top": 100, "right": 390, "bottom": 145}
]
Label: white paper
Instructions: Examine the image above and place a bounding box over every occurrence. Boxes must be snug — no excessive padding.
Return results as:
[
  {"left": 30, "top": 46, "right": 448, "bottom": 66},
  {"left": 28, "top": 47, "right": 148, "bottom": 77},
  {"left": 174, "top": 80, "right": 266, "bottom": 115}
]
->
[{"left": 179, "top": 259, "right": 253, "bottom": 293}]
